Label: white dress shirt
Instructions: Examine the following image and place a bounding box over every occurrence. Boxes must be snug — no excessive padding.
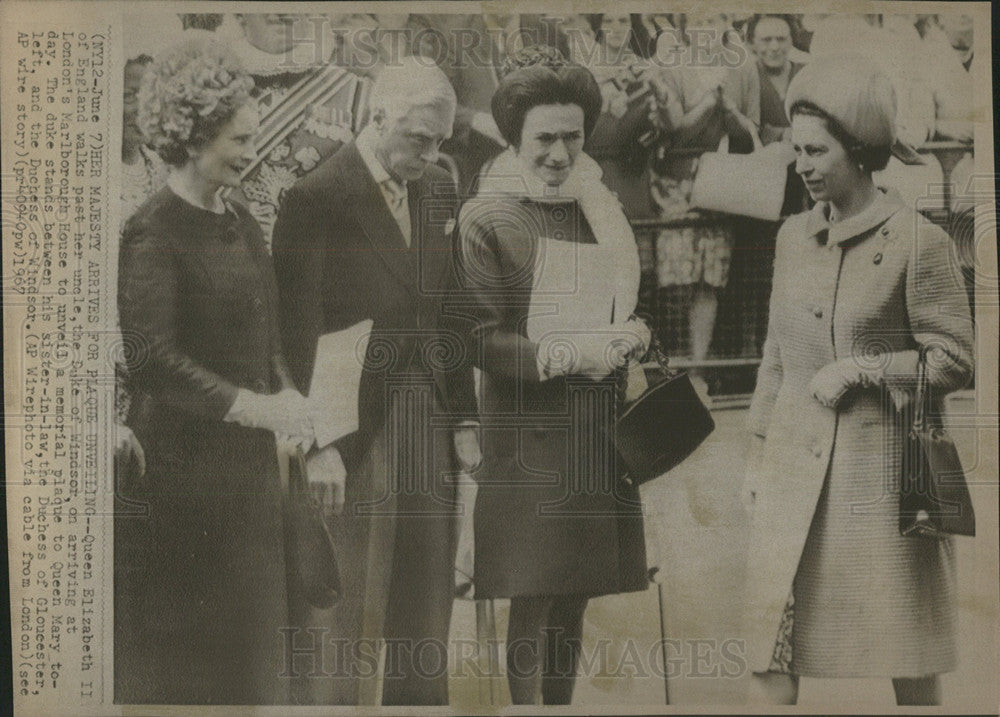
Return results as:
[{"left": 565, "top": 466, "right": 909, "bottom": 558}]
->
[{"left": 356, "top": 126, "right": 412, "bottom": 246}]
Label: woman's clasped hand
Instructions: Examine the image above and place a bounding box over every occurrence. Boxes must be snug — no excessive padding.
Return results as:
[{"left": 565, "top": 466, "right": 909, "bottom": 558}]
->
[
  {"left": 542, "top": 319, "right": 651, "bottom": 380},
  {"left": 808, "top": 358, "right": 916, "bottom": 411},
  {"left": 226, "top": 387, "right": 316, "bottom": 448}
]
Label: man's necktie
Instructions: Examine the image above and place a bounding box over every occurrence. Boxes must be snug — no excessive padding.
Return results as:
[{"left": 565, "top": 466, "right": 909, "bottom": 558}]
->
[{"left": 382, "top": 178, "right": 411, "bottom": 246}]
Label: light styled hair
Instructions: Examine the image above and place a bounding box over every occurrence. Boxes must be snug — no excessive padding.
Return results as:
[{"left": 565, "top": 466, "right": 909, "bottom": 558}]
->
[
  {"left": 138, "top": 38, "right": 254, "bottom": 166},
  {"left": 368, "top": 55, "right": 457, "bottom": 131}
]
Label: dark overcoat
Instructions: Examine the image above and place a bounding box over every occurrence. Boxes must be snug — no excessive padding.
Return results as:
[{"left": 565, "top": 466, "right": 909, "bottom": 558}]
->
[
  {"left": 115, "top": 188, "right": 290, "bottom": 704},
  {"left": 453, "top": 195, "right": 649, "bottom": 600}
]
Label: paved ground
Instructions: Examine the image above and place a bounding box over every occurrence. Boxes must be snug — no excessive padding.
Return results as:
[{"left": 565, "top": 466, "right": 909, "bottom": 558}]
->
[{"left": 447, "top": 397, "right": 998, "bottom": 710}]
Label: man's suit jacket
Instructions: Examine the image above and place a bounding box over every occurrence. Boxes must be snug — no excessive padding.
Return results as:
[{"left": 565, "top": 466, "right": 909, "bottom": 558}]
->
[{"left": 271, "top": 142, "right": 477, "bottom": 470}]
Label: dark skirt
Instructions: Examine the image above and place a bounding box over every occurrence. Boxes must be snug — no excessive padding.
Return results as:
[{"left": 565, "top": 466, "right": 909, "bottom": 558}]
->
[
  {"left": 473, "top": 374, "right": 648, "bottom": 599},
  {"left": 114, "top": 407, "right": 289, "bottom": 705}
]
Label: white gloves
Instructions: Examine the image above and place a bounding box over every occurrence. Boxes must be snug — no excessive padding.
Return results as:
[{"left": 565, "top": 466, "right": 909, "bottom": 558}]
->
[
  {"left": 225, "top": 388, "right": 315, "bottom": 447},
  {"left": 540, "top": 319, "right": 652, "bottom": 381},
  {"left": 808, "top": 358, "right": 911, "bottom": 410}
]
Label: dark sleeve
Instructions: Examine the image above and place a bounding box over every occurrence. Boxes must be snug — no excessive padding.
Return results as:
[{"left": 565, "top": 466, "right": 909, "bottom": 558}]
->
[
  {"left": 453, "top": 204, "right": 542, "bottom": 382},
  {"left": 618, "top": 96, "right": 657, "bottom": 167},
  {"left": 436, "top": 201, "right": 481, "bottom": 423},
  {"left": 118, "top": 222, "right": 239, "bottom": 420},
  {"left": 238, "top": 202, "right": 297, "bottom": 393},
  {"left": 271, "top": 184, "right": 326, "bottom": 394},
  {"left": 272, "top": 184, "right": 366, "bottom": 465}
]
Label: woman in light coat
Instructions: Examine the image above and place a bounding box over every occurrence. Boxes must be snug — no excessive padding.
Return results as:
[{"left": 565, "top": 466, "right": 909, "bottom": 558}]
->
[{"left": 742, "top": 54, "right": 974, "bottom": 706}]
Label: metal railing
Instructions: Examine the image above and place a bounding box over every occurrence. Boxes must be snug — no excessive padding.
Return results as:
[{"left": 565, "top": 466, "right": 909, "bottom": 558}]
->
[{"left": 628, "top": 141, "right": 976, "bottom": 402}]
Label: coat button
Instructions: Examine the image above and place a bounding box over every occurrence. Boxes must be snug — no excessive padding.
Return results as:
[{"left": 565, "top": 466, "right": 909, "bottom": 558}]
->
[
  {"left": 880, "top": 226, "right": 890, "bottom": 236},
  {"left": 253, "top": 379, "right": 267, "bottom": 393},
  {"left": 873, "top": 252, "right": 883, "bottom": 265},
  {"left": 813, "top": 306, "right": 824, "bottom": 318},
  {"left": 812, "top": 445, "right": 823, "bottom": 458},
  {"left": 253, "top": 297, "right": 263, "bottom": 307}
]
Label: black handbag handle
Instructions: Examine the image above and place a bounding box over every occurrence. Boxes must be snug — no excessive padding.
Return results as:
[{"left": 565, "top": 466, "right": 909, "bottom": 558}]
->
[
  {"left": 913, "top": 345, "right": 930, "bottom": 434},
  {"left": 629, "top": 314, "right": 678, "bottom": 378},
  {"left": 616, "top": 317, "right": 680, "bottom": 407},
  {"left": 645, "top": 331, "right": 677, "bottom": 377}
]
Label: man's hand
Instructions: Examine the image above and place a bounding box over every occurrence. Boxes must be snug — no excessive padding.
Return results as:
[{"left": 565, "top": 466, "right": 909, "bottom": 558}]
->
[
  {"left": 453, "top": 424, "right": 482, "bottom": 473},
  {"left": 699, "top": 86, "right": 721, "bottom": 111},
  {"left": 305, "top": 444, "right": 347, "bottom": 516}
]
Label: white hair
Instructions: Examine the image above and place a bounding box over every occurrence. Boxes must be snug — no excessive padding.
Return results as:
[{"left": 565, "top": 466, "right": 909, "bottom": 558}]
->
[{"left": 368, "top": 55, "right": 457, "bottom": 129}]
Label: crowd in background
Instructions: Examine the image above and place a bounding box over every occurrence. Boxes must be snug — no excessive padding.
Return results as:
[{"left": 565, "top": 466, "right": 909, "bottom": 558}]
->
[{"left": 122, "top": 11, "right": 978, "bottom": 394}]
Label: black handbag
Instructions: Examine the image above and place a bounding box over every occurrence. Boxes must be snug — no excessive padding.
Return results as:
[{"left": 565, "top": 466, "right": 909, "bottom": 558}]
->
[
  {"left": 615, "top": 335, "right": 715, "bottom": 486},
  {"left": 283, "top": 448, "right": 342, "bottom": 608},
  {"left": 899, "top": 347, "right": 976, "bottom": 538}
]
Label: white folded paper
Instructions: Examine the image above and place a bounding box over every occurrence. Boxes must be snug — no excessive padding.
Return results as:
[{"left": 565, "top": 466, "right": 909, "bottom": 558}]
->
[
  {"left": 525, "top": 239, "right": 620, "bottom": 343},
  {"left": 527, "top": 239, "right": 633, "bottom": 380},
  {"left": 308, "top": 319, "right": 373, "bottom": 449}
]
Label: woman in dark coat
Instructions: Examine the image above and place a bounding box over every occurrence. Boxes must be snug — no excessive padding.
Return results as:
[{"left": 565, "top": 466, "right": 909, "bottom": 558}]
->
[
  {"left": 455, "top": 48, "right": 651, "bottom": 705},
  {"left": 114, "top": 39, "right": 313, "bottom": 705},
  {"left": 743, "top": 54, "right": 974, "bottom": 706}
]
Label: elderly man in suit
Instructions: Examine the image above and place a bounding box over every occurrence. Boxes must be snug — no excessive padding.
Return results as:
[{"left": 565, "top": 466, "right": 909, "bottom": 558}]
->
[
  {"left": 405, "top": 13, "right": 561, "bottom": 194},
  {"left": 272, "top": 56, "right": 480, "bottom": 706}
]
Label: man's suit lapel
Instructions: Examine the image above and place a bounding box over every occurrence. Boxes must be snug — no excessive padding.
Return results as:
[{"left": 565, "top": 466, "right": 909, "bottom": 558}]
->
[{"left": 340, "top": 143, "right": 419, "bottom": 295}]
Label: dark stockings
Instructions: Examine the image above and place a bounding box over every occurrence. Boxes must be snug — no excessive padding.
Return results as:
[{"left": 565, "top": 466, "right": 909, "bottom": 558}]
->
[{"left": 506, "top": 594, "right": 589, "bottom": 705}]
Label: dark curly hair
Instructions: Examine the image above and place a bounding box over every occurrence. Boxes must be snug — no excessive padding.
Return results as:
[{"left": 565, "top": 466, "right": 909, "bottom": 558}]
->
[
  {"left": 137, "top": 39, "right": 255, "bottom": 166},
  {"left": 492, "top": 46, "right": 601, "bottom": 148},
  {"left": 789, "top": 101, "right": 892, "bottom": 173}
]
